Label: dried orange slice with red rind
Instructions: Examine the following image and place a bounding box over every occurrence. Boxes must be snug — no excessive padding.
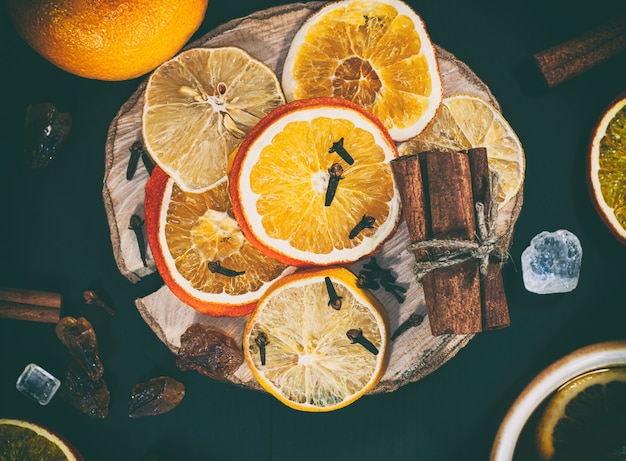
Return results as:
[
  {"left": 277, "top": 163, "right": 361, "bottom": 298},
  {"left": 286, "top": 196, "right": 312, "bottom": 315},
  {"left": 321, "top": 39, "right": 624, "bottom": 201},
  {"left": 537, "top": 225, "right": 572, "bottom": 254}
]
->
[
  {"left": 144, "top": 166, "right": 293, "bottom": 317},
  {"left": 229, "top": 97, "right": 401, "bottom": 267}
]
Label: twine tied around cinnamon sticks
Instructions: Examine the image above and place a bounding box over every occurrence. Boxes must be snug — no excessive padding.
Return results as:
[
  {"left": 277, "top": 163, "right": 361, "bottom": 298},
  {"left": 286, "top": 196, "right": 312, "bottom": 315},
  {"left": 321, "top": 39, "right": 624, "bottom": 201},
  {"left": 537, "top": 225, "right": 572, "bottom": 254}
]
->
[{"left": 410, "top": 172, "right": 508, "bottom": 281}]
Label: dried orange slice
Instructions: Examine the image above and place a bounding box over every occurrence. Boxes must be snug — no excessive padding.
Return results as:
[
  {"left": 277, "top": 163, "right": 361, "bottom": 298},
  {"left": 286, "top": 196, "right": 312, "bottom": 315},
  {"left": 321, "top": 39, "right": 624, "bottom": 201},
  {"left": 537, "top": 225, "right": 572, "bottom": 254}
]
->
[
  {"left": 0, "top": 418, "right": 82, "bottom": 460},
  {"left": 243, "top": 266, "right": 389, "bottom": 412},
  {"left": 399, "top": 94, "right": 525, "bottom": 209},
  {"left": 144, "top": 166, "right": 293, "bottom": 317},
  {"left": 281, "top": 0, "right": 442, "bottom": 142},
  {"left": 142, "top": 46, "right": 285, "bottom": 193},
  {"left": 229, "top": 97, "right": 401, "bottom": 267},
  {"left": 588, "top": 93, "right": 626, "bottom": 245}
]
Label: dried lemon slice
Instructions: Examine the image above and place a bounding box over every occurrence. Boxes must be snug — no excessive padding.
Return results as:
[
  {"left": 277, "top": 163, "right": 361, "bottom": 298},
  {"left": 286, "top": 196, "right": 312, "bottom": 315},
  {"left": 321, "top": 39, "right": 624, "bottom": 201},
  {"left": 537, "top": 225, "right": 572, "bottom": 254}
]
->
[
  {"left": 142, "top": 46, "right": 285, "bottom": 192},
  {"left": 243, "top": 266, "right": 390, "bottom": 412},
  {"left": 399, "top": 94, "right": 525, "bottom": 209}
]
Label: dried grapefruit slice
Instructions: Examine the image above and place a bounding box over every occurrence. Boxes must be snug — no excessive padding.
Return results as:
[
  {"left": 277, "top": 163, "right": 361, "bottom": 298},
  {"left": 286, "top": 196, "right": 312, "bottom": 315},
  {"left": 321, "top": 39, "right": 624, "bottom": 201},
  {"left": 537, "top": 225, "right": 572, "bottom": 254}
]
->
[
  {"left": 281, "top": 0, "right": 442, "bottom": 142},
  {"left": 229, "top": 97, "right": 401, "bottom": 267},
  {"left": 243, "top": 266, "right": 390, "bottom": 412},
  {"left": 144, "top": 166, "right": 293, "bottom": 317},
  {"left": 588, "top": 93, "right": 626, "bottom": 245},
  {"left": 142, "top": 46, "right": 285, "bottom": 192}
]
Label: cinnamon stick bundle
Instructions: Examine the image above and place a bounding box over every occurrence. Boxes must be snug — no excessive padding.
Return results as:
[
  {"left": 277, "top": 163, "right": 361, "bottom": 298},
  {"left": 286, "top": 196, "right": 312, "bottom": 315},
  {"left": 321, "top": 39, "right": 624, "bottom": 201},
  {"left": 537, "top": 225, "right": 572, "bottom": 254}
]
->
[
  {"left": 0, "top": 287, "right": 63, "bottom": 323},
  {"left": 392, "top": 150, "right": 482, "bottom": 335},
  {"left": 391, "top": 148, "right": 510, "bottom": 335}
]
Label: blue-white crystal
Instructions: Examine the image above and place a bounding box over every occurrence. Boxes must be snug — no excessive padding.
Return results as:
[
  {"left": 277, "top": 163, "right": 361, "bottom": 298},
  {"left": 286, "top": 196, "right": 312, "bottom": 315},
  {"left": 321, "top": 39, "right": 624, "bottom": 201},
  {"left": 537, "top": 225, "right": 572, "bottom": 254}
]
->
[{"left": 521, "top": 230, "right": 582, "bottom": 294}]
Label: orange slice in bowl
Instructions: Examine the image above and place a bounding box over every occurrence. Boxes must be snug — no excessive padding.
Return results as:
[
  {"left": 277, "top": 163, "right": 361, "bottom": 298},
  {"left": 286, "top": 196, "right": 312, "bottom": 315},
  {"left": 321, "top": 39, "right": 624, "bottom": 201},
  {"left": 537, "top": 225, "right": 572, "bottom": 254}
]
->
[
  {"left": 588, "top": 93, "right": 626, "bottom": 245},
  {"left": 229, "top": 97, "right": 401, "bottom": 267},
  {"left": 144, "top": 166, "right": 293, "bottom": 317},
  {"left": 243, "top": 266, "right": 390, "bottom": 412},
  {"left": 535, "top": 367, "right": 626, "bottom": 460},
  {"left": 281, "top": 0, "right": 442, "bottom": 142}
]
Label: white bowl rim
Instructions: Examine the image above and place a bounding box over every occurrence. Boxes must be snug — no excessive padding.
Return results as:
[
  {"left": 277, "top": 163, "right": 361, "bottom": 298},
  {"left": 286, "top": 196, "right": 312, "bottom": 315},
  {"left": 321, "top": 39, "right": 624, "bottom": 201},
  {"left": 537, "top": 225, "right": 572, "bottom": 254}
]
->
[{"left": 490, "top": 340, "right": 626, "bottom": 461}]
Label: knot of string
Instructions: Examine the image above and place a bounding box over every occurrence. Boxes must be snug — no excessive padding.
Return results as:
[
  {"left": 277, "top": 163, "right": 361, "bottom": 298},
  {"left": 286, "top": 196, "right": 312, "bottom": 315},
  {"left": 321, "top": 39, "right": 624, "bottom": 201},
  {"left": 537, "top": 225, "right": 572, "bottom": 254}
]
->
[{"left": 409, "top": 173, "right": 509, "bottom": 281}]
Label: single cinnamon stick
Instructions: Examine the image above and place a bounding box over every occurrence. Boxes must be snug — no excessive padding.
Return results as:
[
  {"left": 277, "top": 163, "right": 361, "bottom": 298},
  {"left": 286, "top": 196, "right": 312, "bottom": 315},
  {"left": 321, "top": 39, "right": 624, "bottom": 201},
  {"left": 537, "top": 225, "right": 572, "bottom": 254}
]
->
[
  {"left": 0, "top": 288, "right": 62, "bottom": 323},
  {"left": 422, "top": 150, "right": 482, "bottom": 335},
  {"left": 390, "top": 153, "right": 429, "bottom": 245},
  {"left": 390, "top": 152, "right": 438, "bottom": 328},
  {"left": 534, "top": 13, "right": 626, "bottom": 87},
  {"left": 467, "top": 147, "right": 510, "bottom": 330}
]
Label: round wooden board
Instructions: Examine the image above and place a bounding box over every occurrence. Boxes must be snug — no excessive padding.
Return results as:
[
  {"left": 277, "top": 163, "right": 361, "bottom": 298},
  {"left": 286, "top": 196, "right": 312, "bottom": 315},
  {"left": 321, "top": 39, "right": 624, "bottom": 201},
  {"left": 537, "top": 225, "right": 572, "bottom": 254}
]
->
[{"left": 103, "top": 2, "right": 523, "bottom": 394}]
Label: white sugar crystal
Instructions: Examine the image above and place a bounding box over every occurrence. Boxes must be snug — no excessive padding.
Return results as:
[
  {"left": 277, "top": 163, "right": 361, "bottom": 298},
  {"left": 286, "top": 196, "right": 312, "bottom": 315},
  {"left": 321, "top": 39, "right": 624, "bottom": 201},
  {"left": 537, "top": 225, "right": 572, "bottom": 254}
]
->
[
  {"left": 521, "top": 230, "right": 582, "bottom": 294},
  {"left": 15, "top": 363, "right": 60, "bottom": 405}
]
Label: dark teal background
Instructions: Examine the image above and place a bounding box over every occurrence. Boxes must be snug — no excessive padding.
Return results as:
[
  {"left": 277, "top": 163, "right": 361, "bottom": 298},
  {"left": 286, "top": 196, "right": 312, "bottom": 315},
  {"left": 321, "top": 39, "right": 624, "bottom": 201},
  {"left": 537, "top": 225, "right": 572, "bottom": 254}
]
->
[{"left": 1, "top": 1, "right": 626, "bottom": 460}]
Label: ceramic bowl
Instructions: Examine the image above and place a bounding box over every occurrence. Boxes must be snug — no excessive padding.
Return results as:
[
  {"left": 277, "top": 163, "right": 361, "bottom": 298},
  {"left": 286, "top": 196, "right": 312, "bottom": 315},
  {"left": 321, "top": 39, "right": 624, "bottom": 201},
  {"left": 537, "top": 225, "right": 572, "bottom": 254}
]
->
[{"left": 490, "top": 340, "right": 626, "bottom": 461}]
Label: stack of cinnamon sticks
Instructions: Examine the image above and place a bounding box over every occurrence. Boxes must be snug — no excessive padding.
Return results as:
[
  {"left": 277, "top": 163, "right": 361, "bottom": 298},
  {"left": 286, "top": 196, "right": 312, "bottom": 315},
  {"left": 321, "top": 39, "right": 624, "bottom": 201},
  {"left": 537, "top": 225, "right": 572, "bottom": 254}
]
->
[
  {"left": 391, "top": 148, "right": 510, "bottom": 336},
  {"left": 0, "top": 287, "right": 63, "bottom": 323}
]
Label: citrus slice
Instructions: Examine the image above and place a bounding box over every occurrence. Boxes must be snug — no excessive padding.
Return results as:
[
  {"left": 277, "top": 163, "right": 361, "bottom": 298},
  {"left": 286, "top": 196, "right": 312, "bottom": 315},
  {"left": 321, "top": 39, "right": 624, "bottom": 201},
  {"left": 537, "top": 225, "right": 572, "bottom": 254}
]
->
[
  {"left": 398, "top": 94, "right": 525, "bottom": 209},
  {"left": 144, "top": 166, "right": 293, "bottom": 317},
  {"left": 588, "top": 93, "right": 626, "bottom": 245},
  {"left": 142, "top": 46, "right": 285, "bottom": 192},
  {"left": 535, "top": 367, "right": 626, "bottom": 460},
  {"left": 243, "top": 266, "right": 390, "bottom": 412},
  {"left": 229, "top": 97, "right": 401, "bottom": 267},
  {"left": 0, "top": 418, "right": 82, "bottom": 461},
  {"left": 281, "top": 0, "right": 442, "bottom": 142}
]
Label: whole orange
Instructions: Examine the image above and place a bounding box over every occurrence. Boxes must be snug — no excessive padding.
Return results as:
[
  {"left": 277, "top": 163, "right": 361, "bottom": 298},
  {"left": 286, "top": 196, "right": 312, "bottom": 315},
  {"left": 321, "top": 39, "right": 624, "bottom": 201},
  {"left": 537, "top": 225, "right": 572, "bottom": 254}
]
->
[{"left": 6, "top": 0, "right": 208, "bottom": 81}]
